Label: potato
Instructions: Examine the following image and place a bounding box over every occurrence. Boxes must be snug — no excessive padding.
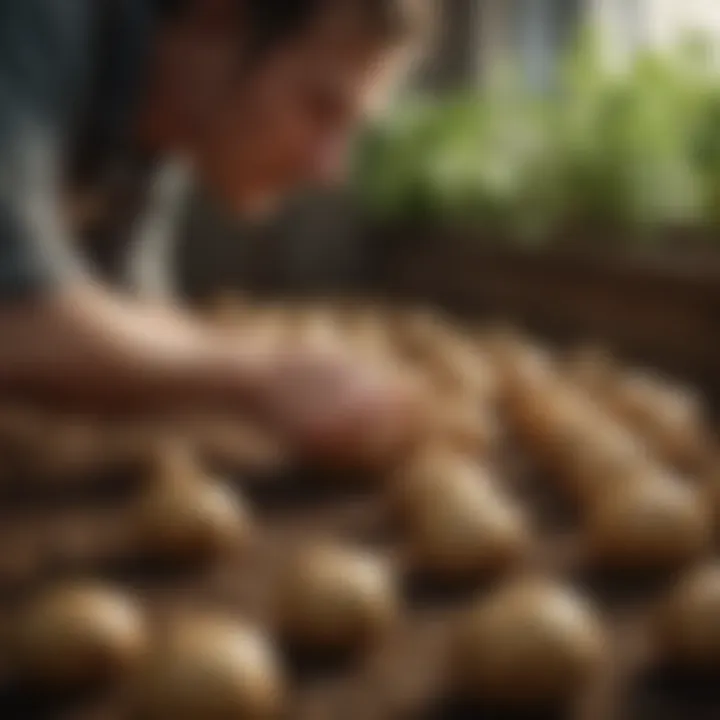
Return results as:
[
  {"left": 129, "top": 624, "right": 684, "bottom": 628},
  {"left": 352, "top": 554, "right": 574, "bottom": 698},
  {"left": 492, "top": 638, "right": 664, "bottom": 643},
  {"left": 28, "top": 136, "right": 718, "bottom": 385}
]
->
[
  {"left": 509, "top": 382, "right": 585, "bottom": 461},
  {"left": 552, "top": 421, "right": 649, "bottom": 505},
  {"left": 393, "top": 309, "right": 456, "bottom": 362},
  {"left": 290, "top": 309, "right": 344, "bottom": 352},
  {"left": 484, "top": 333, "right": 554, "bottom": 396},
  {"left": 134, "top": 446, "right": 253, "bottom": 562},
  {"left": 509, "top": 381, "right": 647, "bottom": 504},
  {"left": 391, "top": 451, "right": 529, "bottom": 580},
  {"left": 655, "top": 564, "right": 720, "bottom": 668},
  {"left": 585, "top": 467, "right": 712, "bottom": 570},
  {"left": 412, "top": 381, "right": 500, "bottom": 457},
  {"left": 427, "top": 342, "right": 499, "bottom": 404},
  {"left": 185, "top": 417, "right": 288, "bottom": 475},
  {"left": 134, "top": 615, "right": 284, "bottom": 720},
  {"left": 451, "top": 578, "right": 606, "bottom": 706},
  {"left": 609, "top": 372, "right": 708, "bottom": 469},
  {"left": 275, "top": 543, "right": 398, "bottom": 654},
  {"left": 563, "top": 344, "right": 617, "bottom": 395},
  {"left": 11, "top": 583, "right": 147, "bottom": 687},
  {"left": 345, "top": 316, "right": 396, "bottom": 363},
  {"left": 389, "top": 447, "right": 464, "bottom": 522},
  {"left": 513, "top": 379, "right": 599, "bottom": 437},
  {"left": 389, "top": 447, "right": 494, "bottom": 522},
  {"left": 433, "top": 399, "right": 501, "bottom": 456}
]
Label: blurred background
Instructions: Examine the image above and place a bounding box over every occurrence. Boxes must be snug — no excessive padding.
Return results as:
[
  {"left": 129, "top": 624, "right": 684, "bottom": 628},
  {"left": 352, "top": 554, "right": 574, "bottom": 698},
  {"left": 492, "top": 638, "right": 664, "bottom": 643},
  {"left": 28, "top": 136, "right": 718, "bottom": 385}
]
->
[{"left": 178, "top": 0, "right": 720, "bottom": 400}]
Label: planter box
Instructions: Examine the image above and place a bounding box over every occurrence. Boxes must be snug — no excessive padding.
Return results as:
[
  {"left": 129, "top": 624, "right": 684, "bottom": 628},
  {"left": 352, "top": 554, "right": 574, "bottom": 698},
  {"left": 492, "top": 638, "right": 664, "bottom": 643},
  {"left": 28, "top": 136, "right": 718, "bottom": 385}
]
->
[{"left": 372, "top": 226, "right": 720, "bottom": 399}]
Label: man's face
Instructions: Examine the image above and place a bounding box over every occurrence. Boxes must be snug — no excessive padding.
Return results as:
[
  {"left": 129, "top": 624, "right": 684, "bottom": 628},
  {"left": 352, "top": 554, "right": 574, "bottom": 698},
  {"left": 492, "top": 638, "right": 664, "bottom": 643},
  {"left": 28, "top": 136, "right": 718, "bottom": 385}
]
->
[{"left": 192, "top": 11, "right": 407, "bottom": 216}]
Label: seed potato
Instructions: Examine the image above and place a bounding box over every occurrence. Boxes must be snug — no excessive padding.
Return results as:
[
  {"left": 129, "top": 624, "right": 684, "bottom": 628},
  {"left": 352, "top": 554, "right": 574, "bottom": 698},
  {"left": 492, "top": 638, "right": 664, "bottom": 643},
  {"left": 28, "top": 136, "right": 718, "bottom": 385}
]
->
[
  {"left": 451, "top": 578, "right": 606, "bottom": 706},
  {"left": 585, "top": 467, "right": 712, "bottom": 570},
  {"left": 12, "top": 583, "right": 147, "bottom": 688},
  {"left": 275, "top": 543, "right": 399, "bottom": 654},
  {"left": 134, "top": 615, "right": 284, "bottom": 720}
]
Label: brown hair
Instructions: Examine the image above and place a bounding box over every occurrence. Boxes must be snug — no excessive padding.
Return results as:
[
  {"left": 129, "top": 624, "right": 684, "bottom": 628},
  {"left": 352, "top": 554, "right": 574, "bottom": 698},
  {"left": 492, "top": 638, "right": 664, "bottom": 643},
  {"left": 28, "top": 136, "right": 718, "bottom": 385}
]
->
[
  {"left": 158, "top": 0, "right": 426, "bottom": 53},
  {"left": 249, "top": 0, "right": 425, "bottom": 51}
]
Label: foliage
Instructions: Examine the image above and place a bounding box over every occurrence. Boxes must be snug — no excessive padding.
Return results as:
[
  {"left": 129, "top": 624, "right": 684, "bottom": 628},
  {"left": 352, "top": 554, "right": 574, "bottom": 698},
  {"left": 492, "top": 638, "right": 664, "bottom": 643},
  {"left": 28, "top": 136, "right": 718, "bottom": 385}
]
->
[{"left": 352, "top": 31, "right": 720, "bottom": 247}]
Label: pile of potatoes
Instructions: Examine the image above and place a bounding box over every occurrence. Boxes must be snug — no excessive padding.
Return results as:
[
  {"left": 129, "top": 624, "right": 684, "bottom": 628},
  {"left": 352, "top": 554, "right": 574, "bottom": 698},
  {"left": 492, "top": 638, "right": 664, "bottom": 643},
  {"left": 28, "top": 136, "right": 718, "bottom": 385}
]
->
[
  {"left": 505, "top": 354, "right": 713, "bottom": 570},
  {"left": 2, "top": 295, "right": 720, "bottom": 718}
]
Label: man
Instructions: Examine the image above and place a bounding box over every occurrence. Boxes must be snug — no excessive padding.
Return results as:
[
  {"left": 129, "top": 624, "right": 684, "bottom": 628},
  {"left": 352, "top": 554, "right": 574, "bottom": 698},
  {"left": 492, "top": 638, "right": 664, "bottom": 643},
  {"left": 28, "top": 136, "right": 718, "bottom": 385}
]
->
[{"left": 0, "top": 0, "right": 424, "bottom": 458}]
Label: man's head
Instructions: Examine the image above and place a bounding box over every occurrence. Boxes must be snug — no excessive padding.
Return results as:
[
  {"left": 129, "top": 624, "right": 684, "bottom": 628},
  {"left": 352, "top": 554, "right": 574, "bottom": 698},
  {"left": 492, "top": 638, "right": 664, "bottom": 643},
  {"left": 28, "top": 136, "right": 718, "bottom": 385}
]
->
[{"left": 145, "top": 0, "right": 425, "bottom": 215}]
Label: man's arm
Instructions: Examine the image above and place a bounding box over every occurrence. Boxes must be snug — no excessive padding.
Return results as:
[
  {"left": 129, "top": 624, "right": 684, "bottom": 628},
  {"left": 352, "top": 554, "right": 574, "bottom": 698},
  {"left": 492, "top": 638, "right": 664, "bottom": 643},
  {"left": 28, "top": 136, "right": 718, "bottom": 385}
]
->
[
  {"left": 0, "top": 283, "right": 267, "bottom": 413},
  {"left": 0, "top": 1, "right": 262, "bottom": 413},
  {"left": 0, "top": 1, "right": 418, "bottom": 462}
]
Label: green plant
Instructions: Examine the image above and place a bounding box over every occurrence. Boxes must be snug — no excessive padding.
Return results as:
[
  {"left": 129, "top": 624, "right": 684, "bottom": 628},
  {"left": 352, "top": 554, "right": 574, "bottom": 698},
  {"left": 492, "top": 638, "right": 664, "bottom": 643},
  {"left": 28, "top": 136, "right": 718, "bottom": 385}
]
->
[{"left": 352, "top": 28, "right": 720, "bottom": 249}]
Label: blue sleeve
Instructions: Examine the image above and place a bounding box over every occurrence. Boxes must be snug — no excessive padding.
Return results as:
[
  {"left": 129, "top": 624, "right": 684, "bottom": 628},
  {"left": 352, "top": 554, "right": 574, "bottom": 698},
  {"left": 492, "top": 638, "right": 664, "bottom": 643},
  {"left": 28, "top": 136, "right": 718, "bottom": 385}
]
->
[{"left": 0, "top": 0, "right": 92, "bottom": 299}]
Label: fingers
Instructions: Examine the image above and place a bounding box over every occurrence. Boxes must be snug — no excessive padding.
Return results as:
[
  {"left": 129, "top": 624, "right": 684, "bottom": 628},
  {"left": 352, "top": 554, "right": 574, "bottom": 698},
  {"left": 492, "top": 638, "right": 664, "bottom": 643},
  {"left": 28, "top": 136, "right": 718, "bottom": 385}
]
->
[
  {"left": 253, "top": 349, "right": 431, "bottom": 470},
  {"left": 297, "top": 375, "right": 422, "bottom": 469}
]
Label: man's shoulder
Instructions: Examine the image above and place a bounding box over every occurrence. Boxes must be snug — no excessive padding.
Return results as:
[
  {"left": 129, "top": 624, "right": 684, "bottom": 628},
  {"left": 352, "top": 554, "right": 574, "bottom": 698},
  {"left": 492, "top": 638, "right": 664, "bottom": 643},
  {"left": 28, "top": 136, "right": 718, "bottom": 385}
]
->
[
  {"left": 0, "top": 0, "right": 93, "bottom": 107},
  {"left": 0, "top": 0, "right": 93, "bottom": 50}
]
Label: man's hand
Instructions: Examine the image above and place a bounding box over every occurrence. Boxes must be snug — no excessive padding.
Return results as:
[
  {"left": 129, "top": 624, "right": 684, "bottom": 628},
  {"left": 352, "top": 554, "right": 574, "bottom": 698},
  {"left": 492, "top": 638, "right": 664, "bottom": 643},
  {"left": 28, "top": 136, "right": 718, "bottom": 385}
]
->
[
  {"left": 251, "top": 347, "right": 424, "bottom": 468},
  {"left": 0, "top": 283, "right": 424, "bottom": 468}
]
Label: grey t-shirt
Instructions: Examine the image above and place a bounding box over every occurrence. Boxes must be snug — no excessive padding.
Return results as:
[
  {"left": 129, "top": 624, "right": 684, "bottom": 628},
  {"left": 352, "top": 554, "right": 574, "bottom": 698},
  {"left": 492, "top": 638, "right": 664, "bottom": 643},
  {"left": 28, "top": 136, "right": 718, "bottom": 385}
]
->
[{"left": 0, "top": 0, "right": 182, "bottom": 300}]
